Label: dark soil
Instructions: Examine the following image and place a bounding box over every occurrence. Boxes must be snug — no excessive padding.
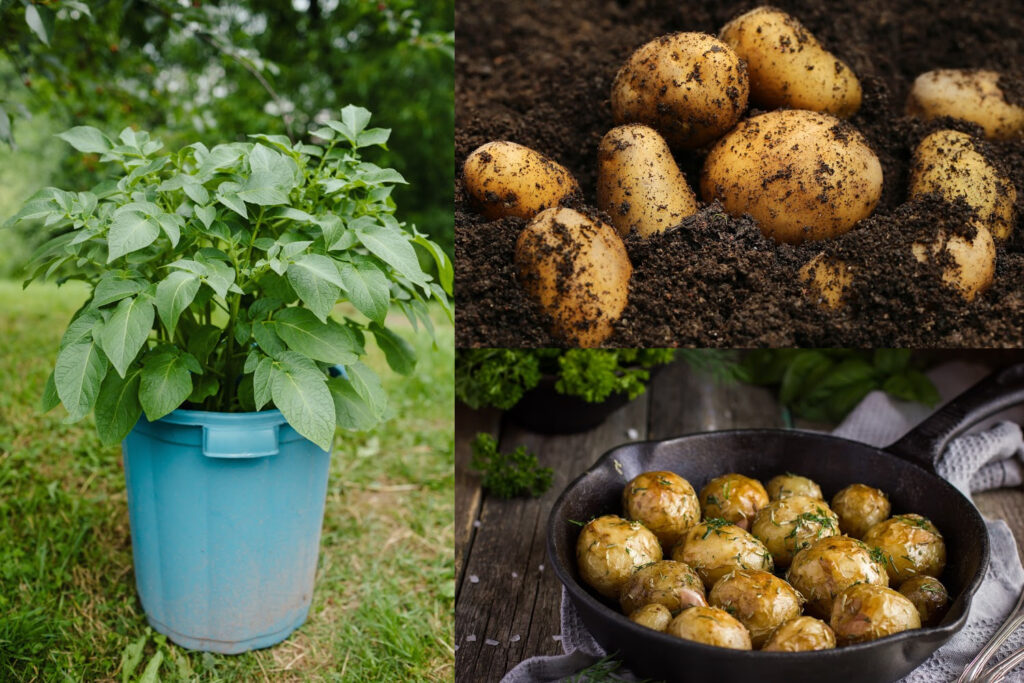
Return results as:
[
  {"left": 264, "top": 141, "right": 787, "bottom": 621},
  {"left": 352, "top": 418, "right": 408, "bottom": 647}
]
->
[{"left": 455, "top": 0, "right": 1024, "bottom": 347}]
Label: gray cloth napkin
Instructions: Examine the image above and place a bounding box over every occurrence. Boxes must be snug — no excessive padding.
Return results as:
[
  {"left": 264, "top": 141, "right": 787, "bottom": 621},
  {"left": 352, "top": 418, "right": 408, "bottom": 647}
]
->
[{"left": 502, "top": 362, "right": 1024, "bottom": 683}]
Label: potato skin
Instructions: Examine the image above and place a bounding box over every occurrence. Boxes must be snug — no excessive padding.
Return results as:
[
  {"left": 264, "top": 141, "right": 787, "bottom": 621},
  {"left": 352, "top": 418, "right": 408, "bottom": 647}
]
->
[
  {"left": 751, "top": 495, "right": 840, "bottom": 568},
  {"left": 622, "top": 471, "right": 701, "bottom": 549},
  {"left": 911, "top": 222, "right": 995, "bottom": 303},
  {"left": 831, "top": 583, "right": 922, "bottom": 645},
  {"left": 597, "top": 125, "right": 699, "bottom": 238},
  {"left": 611, "top": 32, "right": 749, "bottom": 149},
  {"left": 699, "top": 474, "right": 770, "bottom": 531},
  {"left": 708, "top": 569, "right": 804, "bottom": 648},
  {"left": 576, "top": 515, "right": 663, "bottom": 599},
  {"left": 628, "top": 603, "right": 672, "bottom": 632},
  {"left": 463, "top": 141, "right": 579, "bottom": 220},
  {"left": 907, "top": 69, "right": 1024, "bottom": 140},
  {"left": 672, "top": 520, "right": 774, "bottom": 590},
  {"left": 762, "top": 616, "right": 837, "bottom": 652},
  {"left": 786, "top": 536, "right": 889, "bottom": 618},
  {"left": 799, "top": 254, "right": 853, "bottom": 310},
  {"left": 863, "top": 514, "right": 946, "bottom": 584},
  {"left": 766, "top": 473, "right": 823, "bottom": 501},
  {"left": 831, "top": 484, "right": 891, "bottom": 539},
  {"left": 910, "top": 129, "right": 1016, "bottom": 240},
  {"left": 720, "top": 7, "right": 861, "bottom": 117},
  {"left": 515, "top": 208, "right": 632, "bottom": 347},
  {"left": 619, "top": 560, "right": 708, "bottom": 615},
  {"left": 667, "top": 605, "right": 753, "bottom": 650},
  {"left": 899, "top": 575, "right": 950, "bottom": 627},
  {"left": 701, "top": 109, "right": 883, "bottom": 244}
]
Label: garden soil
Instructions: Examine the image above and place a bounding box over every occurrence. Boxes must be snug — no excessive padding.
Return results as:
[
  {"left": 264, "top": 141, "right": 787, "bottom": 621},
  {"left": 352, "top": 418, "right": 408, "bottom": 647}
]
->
[{"left": 455, "top": 0, "right": 1024, "bottom": 347}]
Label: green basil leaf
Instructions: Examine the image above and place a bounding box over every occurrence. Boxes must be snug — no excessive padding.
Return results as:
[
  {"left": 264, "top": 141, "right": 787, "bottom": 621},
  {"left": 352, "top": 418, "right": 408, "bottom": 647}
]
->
[
  {"left": 94, "top": 368, "right": 143, "bottom": 445},
  {"left": 100, "top": 296, "right": 155, "bottom": 378}
]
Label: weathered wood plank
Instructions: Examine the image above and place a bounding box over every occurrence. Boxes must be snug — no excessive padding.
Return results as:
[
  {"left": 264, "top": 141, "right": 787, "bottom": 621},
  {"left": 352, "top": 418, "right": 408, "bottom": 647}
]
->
[
  {"left": 455, "top": 404, "right": 502, "bottom": 592},
  {"left": 976, "top": 489, "right": 1024, "bottom": 560}
]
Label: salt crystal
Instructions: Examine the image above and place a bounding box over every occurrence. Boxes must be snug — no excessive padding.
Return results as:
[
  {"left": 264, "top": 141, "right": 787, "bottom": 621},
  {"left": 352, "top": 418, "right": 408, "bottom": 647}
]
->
[
  {"left": 512, "top": 571, "right": 519, "bottom": 578},
  {"left": 485, "top": 639, "right": 499, "bottom": 647},
  {"left": 467, "top": 634, "right": 477, "bottom": 642},
  {"left": 469, "top": 574, "right": 480, "bottom": 584},
  {"left": 627, "top": 428, "right": 639, "bottom": 439},
  {"left": 473, "top": 520, "right": 481, "bottom": 528},
  {"left": 538, "top": 564, "right": 545, "bottom": 572},
  {"left": 510, "top": 634, "right": 521, "bottom": 643},
  {"left": 455, "top": 645, "right": 460, "bottom": 651},
  {"left": 552, "top": 635, "right": 563, "bottom": 642}
]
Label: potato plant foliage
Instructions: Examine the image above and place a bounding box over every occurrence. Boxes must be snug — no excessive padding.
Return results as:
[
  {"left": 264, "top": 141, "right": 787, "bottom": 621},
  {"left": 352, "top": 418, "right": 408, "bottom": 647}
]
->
[{"left": 6, "top": 106, "right": 453, "bottom": 451}]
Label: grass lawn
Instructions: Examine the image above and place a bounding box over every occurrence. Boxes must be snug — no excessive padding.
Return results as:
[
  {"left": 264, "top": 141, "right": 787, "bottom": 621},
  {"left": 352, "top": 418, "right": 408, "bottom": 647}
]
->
[{"left": 0, "top": 280, "right": 454, "bottom": 682}]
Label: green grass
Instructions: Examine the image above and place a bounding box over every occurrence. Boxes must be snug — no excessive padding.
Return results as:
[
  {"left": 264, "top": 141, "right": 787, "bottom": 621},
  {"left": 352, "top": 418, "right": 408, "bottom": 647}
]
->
[{"left": 0, "top": 280, "right": 454, "bottom": 682}]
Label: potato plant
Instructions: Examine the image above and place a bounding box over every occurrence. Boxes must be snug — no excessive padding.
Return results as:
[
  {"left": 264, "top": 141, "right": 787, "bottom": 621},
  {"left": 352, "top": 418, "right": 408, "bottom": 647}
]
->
[{"left": 5, "top": 105, "right": 453, "bottom": 451}]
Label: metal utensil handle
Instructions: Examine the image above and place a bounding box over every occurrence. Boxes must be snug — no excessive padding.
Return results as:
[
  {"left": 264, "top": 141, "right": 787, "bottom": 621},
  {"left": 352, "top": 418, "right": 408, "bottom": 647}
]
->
[
  {"left": 887, "top": 364, "right": 1024, "bottom": 472},
  {"left": 959, "top": 587, "right": 1024, "bottom": 683},
  {"left": 977, "top": 645, "right": 1024, "bottom": 683}
]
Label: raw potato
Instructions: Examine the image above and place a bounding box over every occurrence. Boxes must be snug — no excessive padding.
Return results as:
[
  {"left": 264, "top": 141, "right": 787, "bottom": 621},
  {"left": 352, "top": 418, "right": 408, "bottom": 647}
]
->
[
  {"left": 515, "top": 208, "right": 632, "bottom": 347},
  {"left": 751, "top": 495, "right": 840, "bottom": 568},
  {"left": 619, "top": 560, "right": 708, "bottom": 615},
  {"left": 708, "top": 569, "right": 804, "bottom": 648},
  {"left": 831, "top": 583, "right": 921, "bottom": 645},
  {"left": 762, "top": 616, "right": 837, "bottom": 652},
  {"left": 863, "top": 514, "right": 947, "bottom": 584},
  {"left": 831, "top": 484, "right": 891, "bottom": 539},
  {"left": 576, "top": 515, "right": 663, "bottom": 599},
  {"left": 699, "top": 474, "right": 770, "bottom": 530},
  {"left": 667, "top": 605, "right": 753, "bottom": 650},
  {"left": 672, "top": 519, "right": 774, "bottom": 590},
  {"left": 766, "top": 473, "right": 823, "bottom": 501},
  {"left": 611, "top": 32, "right": 749, "bottom": 149},
  {"left": 899, "top": 575, "right": 950, "bottom": 627},
  {"left": 786, "top": 536, "right": 889, "bottom": 618},
  {"left": 597, "top": 125, "right": 699, "bottom": 238},
  {"left": 622, "top": 470, "right": 701, "bottom": 549},
  {"left": 799, "top": 254, "right": 853, "bottom": 310},
  {"left": 907, "top": 69, "right": 1024, "bottom": 140},
  {"left": 629, "top": 603, "right": 672, "bottom": 632},
  {"left": 720, "top": 6, "right": 861, "bottom": 117},
  {"left": 911, "top": 222, "right": 995, "bottom": 303},
  {"left": 910, "top": 129, "right": 1016, "bottom": 240},
  {"left": 462, "top": 141, "right": 579, "bottom": 221},
  {"left": 701, "top": 110, "right": 883, "bottom": 243}
]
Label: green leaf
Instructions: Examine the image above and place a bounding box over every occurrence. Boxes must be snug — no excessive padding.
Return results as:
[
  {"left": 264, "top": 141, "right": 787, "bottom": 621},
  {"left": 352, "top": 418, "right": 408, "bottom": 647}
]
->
[
  {"left": 286, "top": 254, "right": 344, "bottom": 322},
  {"left": 186, "top": 325, "right": 221, "bottom": 365},
  {"left": 252, "top": 321, "right": 286, "bottom": 356},
  {"left": 237, "top": 145, "right": 297, "bottom": 205},
  {"left": 341, "top": 105, "right": 372, "bottom": 137},
  {"left": 55, "top": 338, "right": 108, "bottom": 421},
  {"left": 414, "top": 234, "right": 453, "bottom": 295},
  {"left": 156, "top": 271, "right": 200, "bottom": 337},
  {"left": 370, "top": 323, "right": 416, "bottom": 375},
  {"left": 41, "top": 371, "right": 59, "bottom": 413},
  {"left": 94, "top": 369, "right": 142, "bottom": 445},
  {"left": 779, "top": 351, "right": 832, "bottom": 405},
  {"left": 356, "top": 223, "right": 429, "bottom": 287},
  {"left": 270, "top": 353, "right": 335, "bottom": 450},
  {"left": 273, "top": 307, "right": 360, "bottom": 365},
  {"left": 120, "top": 634, "right": 147, "bottom": 683},
  {"left": 253, "top": 356, "right": 274, "bottom": 410},
  {"left": 93, "top": 276, "right": 146, "bottom": 308},
  {"left": 329, "top": 377, "right": 378, "bottom": 430},
  {"left": 24, "top": 4, "right": 51, "bottom": 45},
  {"left": 107, "top": 211, "right": 160, "bottom": 262},
  {"left": 883, "top": 371, "right": 941, "bottom": 406},
  {"left": 140, "top": 351, "right": 193, "bottom": 421},
  {"left": 57, "top": 126, "right": 111, "bottom": 154},
  {"left": 357, "top": 127, "right": 391, "bottom": 148},
  {"left": 60, "top": 309, "right": 101, "bottom": 349},
  {"left": 156, "top": 213, "right": 182, "bottom": 246},
  {"left": 138, "top": 650, "right": 164, "bottom": 683},
  {"left": 188, "top": 375, "right": 219, "bottom": 404},
  {"left": 100, "top": 296, "right": 155, "bottom": 377},
  {"left": 338, "top": 257, "right": 389, "bottom": 324},
  {"left": 217, "top": 191, "right": 248, "bottom": 218},
  {"left": 874, "top": 349, "right": 912, "bottom": 376},
  {"left": 182, "top": 180, "right": 210, "bottom": 205},
  {"left": 346, "top": 361, "right": 388, "bottom": 420},
  {"left": 195, "top": 205, "right": 216, "bottom": 229},
  {"left": 0, "top": 105, "right": 13, "bottom": 149}
]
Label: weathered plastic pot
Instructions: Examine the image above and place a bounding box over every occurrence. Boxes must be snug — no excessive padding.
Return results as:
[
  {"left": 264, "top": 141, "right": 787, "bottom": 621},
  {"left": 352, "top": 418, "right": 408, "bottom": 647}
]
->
[{"left": 122, "top": 409, "right": 331, "bottom": 653}]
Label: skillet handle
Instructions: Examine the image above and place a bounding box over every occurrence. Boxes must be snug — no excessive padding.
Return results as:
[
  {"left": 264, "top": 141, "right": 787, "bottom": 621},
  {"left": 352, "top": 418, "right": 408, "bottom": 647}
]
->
[{"left": 886, "top": 364, "right": 1024, "bottom": 472}]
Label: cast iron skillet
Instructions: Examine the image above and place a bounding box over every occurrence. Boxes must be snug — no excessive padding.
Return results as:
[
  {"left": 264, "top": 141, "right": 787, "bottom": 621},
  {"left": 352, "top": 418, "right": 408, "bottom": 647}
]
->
[{"left": 548, "top": 365, "right": 1024, "bottom": 683}]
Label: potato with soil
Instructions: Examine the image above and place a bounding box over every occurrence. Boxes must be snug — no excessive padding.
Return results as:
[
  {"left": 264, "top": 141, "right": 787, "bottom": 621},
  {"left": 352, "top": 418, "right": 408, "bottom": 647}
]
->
[
  {"left": 907, "top": 69, "right": 1024, "bottom": 140},
  {"left": 910, "top": 129, "right": 1016, "bottom": 241},
  {"left": 515, "top": 208, "right": 632, "bottom": 347},
  {"left": 831, "top": 483, "right": 891, "bottom": 539},
  {"left": 611, "top": 32, "right": 749, "bottom": 149},
  {"left": 629, "top": 603, "right": 672, "bottom": 632},
  {"left": 619, "top": 560, "right": 708, "bottom": 615},
  {"left": 766, "top": 473, "right": 823, "bottom": 501},
  {"left": 576, "top": 515, "right": 663, "bottom": 599},
  {"left": 799, "top": 254, "right": 854, "bottom": 310},
  {"left": 699, "top": 473, "right": 770, "bottom": 530},
  {"left": 863, "top": 513, "right": 947, "bottom": 584},
  {"left": 751, "top": 495, "right": 840, "bottom": 568},
  {"left": 622, "top": 471, "right": 701, "bottom": 549},
  {"left": 462, "top": 141, "right": 579, "bottom": 221},
  {"left": 701, "top": 109, "right": 883, "bottom": 244},
  {"left": 597, "top": 125, "right": 699, "bottom": 238},
  {"left": 911, "top": 222, "right": 995, "bottom": 303},
  {"left": 762, "top": 616, "right": 837, "bottom": 652},
  {"left": 830, "top": 583, "right": 921, "bottom": 645},
  {"left": 899, "top": 575, "right": 950, "bottom": 627},
  {"left": 672, "top": 519, "right": 774, "bottom": 590},
  {"left": 786, "top": 536, "right": 889, "bottom": 618},
  {"left": 709, "top": 569, "right": 804, "bottom": 647},
  {"left": 719, "top": 6, "right": 862, "bottom": 117},
  {"left": 667, "top": 605, "right": 753, "bottom": 650}
]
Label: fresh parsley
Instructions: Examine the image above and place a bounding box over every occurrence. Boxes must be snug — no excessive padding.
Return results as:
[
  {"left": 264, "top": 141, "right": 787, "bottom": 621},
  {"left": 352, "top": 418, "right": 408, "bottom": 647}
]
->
[{"left": 470, "top": 433, "right": 553, "bottom": 499}]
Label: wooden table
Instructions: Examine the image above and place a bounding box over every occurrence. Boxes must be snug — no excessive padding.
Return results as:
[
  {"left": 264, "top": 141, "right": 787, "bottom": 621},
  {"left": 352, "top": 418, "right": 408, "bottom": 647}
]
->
[{"left": 454, "top": 359, "right": 1024, "bottom": 682}]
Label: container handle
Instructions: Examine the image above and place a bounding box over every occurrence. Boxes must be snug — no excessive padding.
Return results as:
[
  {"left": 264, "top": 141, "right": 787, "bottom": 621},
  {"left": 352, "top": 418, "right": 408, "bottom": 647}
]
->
[{"left": 202, "top": 425, "right": 280, "bottom": 459}]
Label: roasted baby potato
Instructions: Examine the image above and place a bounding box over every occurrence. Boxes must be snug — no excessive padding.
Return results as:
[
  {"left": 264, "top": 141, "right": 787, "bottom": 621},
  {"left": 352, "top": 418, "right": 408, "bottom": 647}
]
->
[
  {"left": 899, "top": 575, "right": 950, "bottom": 627},
  {"left": 830, "top": 583, "right": 921, "bottom": 645},
  {"left": 463, "top": 141, "right": 579, "bottom": 220},
  {"left": 762, "top": 616, "right": 837, "bottom": 652},
  {"left": 576, "top": 515, "right": 663, "bottom": 599},
  {"left": 831, "top": 484, "right": 891, "bottom": 539},
  {"left": 799, "top": 254, "right": 854, "bottom": 310},
  {"left": 863, "top": 513, "right": 947, "bottom": 584},
  {"left": 907, "top": 69, "right": 1024, "bottom": 140},
  {"left": 786, "top": 536, "right": 889, "bottom": 618},
  {"left": 622, "top": 470, "right": 701, "bottom": 549},
  {"left": 910, "top": 129, "right": 1016, "bottom": 241},
  {"left": 701, "top": 109, "right": 883, "bottom": 243},
  {"left": 720, "top": 6, "right": 861, "bottom": 117},
  {"left": 611, "top": 32, "right": 749, "bottom": 149},
  {"left": 709, "top": 569, "right": 804, "bottom": 648},
  {"left": 515, "top": 208, "right": 632, "bottom": 347},
  {"left": 699, "top": 474, "right": 770, "bottom": 531},
  {"left": 672, "top": 519, "right": 774, "bottom": 590},
  {"left": 667, "top": 605, "right": 753, "bottom": 650},
  {"left": 911, "top": 222, "right": 995, "bottom": 303},
  {"left": 596, "top": 125, "right": 699, "bottom": 238},
  {"left": 766, "top": 473, "right": 823, "bottom": 501},
  {"left": 628, "top": 603, "right": 673, "bottom": 632},
  {"left": 751, "top": 495, "right": 840, "bottom": 568},
  {"left": 619, "top": 560, "right": 708, "bottom": 615}
]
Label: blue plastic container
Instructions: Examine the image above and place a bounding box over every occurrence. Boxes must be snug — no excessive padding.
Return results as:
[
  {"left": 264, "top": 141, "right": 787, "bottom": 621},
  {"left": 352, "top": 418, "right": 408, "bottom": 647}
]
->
[{"left": 122, "top": 409, "right": 331, "bottom": 653}]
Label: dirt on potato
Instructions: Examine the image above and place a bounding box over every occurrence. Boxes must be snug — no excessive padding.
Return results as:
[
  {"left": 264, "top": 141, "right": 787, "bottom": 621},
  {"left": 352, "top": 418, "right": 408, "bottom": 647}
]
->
[{"left": 455, "top": 0, "right": 1024, "bottom": 347}]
